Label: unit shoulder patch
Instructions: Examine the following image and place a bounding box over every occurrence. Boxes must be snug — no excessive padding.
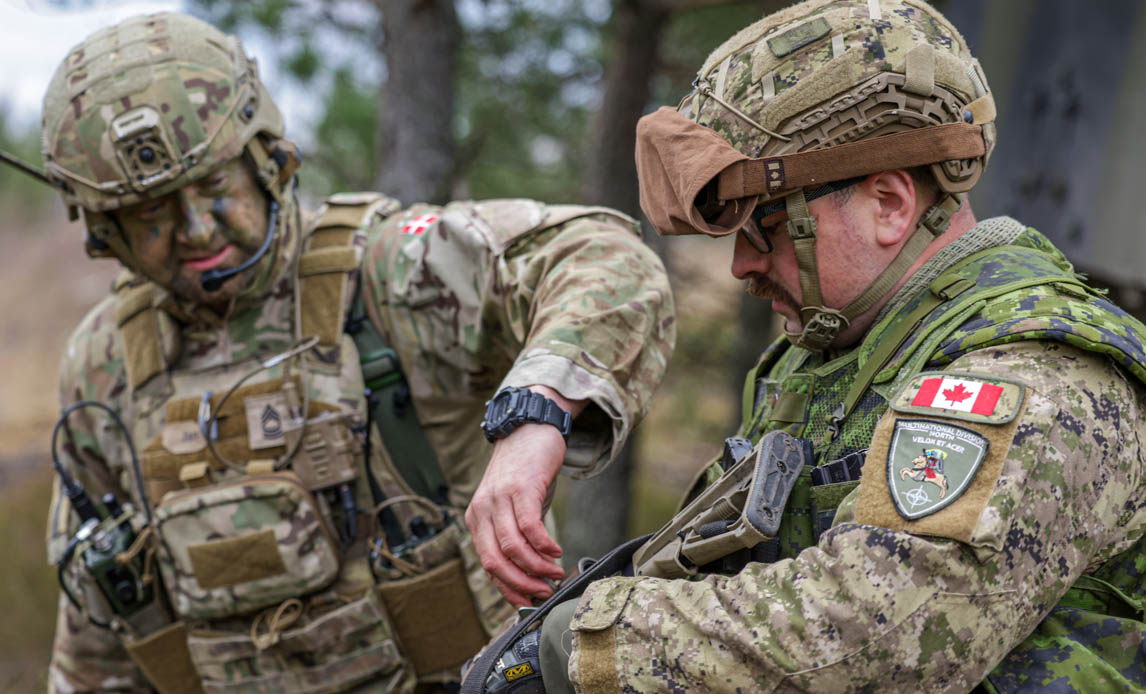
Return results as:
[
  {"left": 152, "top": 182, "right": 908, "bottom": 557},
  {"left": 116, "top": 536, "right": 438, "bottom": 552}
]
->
[
  {"left": 891, "top": 371, "right": 1024, "bottom": 425},
  {"left": 855, "top": 381, "right": 1027, "bottom": 545},
  {"left": 886, "top": 419, "right": 988, "bottom": 520}
]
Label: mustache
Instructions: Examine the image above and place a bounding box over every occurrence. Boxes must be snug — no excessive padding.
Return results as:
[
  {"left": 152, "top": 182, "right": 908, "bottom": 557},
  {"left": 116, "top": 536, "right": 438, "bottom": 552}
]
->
[{"left": 747, "top": 275, "right": 799, "bottom": 309}]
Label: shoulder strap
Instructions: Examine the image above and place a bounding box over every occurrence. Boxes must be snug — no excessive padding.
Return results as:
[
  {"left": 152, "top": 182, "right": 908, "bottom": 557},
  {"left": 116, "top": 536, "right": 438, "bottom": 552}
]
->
[
  {"left": 299, "top": 192, "right": 400, "bottom": 348},
  {"left": 114, "top": 280, "right": 174, "bottom": 389},
  {"left": 312, "top": 192, "right": 448, "bottom": 502},
  {"left": 835, "top": 275, "right": 974, "bottom": 426}
]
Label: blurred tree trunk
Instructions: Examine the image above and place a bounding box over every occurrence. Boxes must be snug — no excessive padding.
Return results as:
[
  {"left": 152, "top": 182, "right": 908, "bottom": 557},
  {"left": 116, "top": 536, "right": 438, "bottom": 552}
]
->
[
  {"left": 376, "top": 0, "right": 459, "bottom": 204},
  {"left": 582, "top": 1, "right": 669, "bottom": 257},
  {"left": 562, "top": 0, "right": 670, "bottom": 568}
]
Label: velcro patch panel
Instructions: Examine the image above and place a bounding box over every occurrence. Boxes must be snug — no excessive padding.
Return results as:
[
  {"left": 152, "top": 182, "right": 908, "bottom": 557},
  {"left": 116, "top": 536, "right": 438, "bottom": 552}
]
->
[{"left": 891, "top": 371, "right": 1024, "bottom": 425}]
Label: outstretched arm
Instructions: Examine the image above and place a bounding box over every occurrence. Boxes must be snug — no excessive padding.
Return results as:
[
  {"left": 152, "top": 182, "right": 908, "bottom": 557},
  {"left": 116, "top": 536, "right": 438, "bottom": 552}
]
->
[
  {"left": 466, "top": 385, "right": 587, "bottom": 605},
  {"left": 362, "top": 201, "right": 675, "bottom": 604}
]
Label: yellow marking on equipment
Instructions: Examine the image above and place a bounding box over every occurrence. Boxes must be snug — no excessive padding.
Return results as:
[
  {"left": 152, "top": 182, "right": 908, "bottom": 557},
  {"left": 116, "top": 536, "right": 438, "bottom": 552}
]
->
[{"left": 505, "top": 663, "right": 534, "bottom": 681}]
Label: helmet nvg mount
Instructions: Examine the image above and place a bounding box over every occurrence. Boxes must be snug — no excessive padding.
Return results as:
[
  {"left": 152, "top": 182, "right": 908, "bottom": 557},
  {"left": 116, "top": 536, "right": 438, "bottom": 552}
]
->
[
  {"left": 40, "top": 12, "right": 299, "bottom": 272},
  {"left": 637, "top": 0, "right": 996, "bottom": 351}
]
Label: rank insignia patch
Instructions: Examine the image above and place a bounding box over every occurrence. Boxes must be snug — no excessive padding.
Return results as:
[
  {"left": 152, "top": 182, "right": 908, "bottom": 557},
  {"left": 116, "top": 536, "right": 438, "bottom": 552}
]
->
[
  {"left": 891, "top": 372, "right": 1024, "bottom": 425},
  {"left": 886, "top": 418, "right": 989, "bottom": 520}
]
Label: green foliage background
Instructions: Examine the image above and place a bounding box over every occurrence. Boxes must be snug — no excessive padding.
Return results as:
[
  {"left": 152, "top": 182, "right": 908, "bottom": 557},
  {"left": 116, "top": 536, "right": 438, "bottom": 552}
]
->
[{"left": 189, "top": 0, "right": 770, "bottom": 202}]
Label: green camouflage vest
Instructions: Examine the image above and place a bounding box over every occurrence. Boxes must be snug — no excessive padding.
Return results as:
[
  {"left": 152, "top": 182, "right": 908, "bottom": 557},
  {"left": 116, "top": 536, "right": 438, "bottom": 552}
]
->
[{"left": 730, "top": 227, "right": 1146, "bottom": 691}]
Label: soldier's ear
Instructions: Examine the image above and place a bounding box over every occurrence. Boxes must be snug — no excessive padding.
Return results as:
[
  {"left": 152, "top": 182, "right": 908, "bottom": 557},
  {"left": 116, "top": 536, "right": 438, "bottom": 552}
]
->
[{"left": 867, "top": 170, "right": 915, "bottom": 248}]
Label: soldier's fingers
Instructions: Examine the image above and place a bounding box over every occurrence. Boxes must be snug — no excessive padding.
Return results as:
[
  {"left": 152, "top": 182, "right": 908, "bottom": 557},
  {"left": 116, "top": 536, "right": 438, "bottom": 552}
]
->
[
  {"left": 473, "top": 509, "right": 553, "bottom": 600},
  {"left": 490, "top": 547, "right": 553, "bottom": 602},
  {"left": 512, "top": 496, "right": 565, "bottom": 573},
  {"left": 493, "top": 504, "right": 563, "bottom": 585},
  {"left": 491, "top": 575, "right": 531, "bottom": 609}
]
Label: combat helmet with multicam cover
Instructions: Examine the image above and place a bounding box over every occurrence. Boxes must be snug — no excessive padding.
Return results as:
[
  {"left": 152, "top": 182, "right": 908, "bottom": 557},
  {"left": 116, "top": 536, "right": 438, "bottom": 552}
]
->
[
  {"left": 636, "top": 0, "right": 996, "bottom": 351},
  {"left": 40, "top": 12, "right": 299, "bottom": 270}
]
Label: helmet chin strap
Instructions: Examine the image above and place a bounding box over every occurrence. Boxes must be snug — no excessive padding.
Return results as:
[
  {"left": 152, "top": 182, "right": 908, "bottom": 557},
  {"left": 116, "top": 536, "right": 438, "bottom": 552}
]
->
[{"left": 783, "top": 188, "right": 962, "bottom": 352}]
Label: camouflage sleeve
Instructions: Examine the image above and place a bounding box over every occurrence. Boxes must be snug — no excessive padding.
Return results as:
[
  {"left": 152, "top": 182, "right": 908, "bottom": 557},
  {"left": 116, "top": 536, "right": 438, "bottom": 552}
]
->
[
  {"left": 567, "top": 341, "right": 1146, "bottom": 692},
  {"left": 48, "top": 298, "right": 150, "bottom": 693},
  {"left": 361, "top": 199, "right": 675, "bottom": 498},
  {"left": 48, "top": 594, "right": 151, "bottom": 694}
]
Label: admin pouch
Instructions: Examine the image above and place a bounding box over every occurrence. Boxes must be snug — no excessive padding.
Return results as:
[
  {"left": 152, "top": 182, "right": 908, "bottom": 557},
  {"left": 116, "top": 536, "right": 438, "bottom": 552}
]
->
[{"left": 153, "top": 471, "right": 341, "bottom": 620}]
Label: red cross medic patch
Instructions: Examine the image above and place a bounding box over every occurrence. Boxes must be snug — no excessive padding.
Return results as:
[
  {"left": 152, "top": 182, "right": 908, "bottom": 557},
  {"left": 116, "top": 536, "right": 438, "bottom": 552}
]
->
[{"left": 401, "top": 213, "right": 439, "bottom": 236}]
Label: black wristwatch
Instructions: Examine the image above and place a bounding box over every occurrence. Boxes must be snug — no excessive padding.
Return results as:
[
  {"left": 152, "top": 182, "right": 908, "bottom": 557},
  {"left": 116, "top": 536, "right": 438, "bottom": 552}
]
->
[{"left": 481, "top": 386, "right": 572, "bottom": 443}]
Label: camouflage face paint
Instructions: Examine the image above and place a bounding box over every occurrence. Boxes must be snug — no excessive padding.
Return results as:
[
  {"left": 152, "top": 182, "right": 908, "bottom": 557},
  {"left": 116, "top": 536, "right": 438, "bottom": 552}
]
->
[{"left": 114, "top": 156, "right": 269, "bottom": 312}]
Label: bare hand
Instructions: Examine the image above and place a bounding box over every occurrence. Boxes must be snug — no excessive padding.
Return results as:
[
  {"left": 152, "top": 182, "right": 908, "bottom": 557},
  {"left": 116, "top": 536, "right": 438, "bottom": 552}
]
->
[{"left": 466, "top": 386, "right": 586, "bottom": 606}]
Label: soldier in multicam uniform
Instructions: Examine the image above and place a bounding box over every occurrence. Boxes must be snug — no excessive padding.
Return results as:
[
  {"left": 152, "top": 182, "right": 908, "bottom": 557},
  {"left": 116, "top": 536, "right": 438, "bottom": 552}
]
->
[
  {"left": 40, "top": 12, "right": 674, "bottom": 694},
  {"left": 467, "top": 1, "right": 1146, "bottom": 692}
]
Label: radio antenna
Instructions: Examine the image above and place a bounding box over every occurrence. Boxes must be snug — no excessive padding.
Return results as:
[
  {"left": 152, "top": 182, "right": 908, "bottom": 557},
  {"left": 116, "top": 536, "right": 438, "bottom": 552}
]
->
[{"left": 0, "top": 150, "right": 54, "bottom": 187}]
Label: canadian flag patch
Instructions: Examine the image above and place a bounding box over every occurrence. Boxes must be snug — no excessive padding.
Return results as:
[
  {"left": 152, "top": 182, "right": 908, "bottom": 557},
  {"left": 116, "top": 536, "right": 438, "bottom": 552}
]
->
[
  {"left": 912, "top": 377, "right": 1002, "bottom": 415},
  {"left": 892, "top": 372, "right": 1025, "bottom": 425},
  {"left": 401, "top": 213, "right": 438, "bottom": 236}
]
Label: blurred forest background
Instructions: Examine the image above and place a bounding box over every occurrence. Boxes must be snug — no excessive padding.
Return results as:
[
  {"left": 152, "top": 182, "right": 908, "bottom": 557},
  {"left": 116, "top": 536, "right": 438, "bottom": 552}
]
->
[{"left": 3, "top": 0, "right": 1146, "bottom": 690}]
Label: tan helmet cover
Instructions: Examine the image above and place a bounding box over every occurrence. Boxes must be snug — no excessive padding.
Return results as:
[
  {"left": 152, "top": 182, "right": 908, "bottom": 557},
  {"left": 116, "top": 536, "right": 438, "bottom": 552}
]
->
[
  {"left": 636, "top": 0, "right": 996, "bottom": 238},
  {"left": 40, "top": 12, "right": 299, "bottom": 265},
  {"left": 40, "top": 12, "right": 292, "bottom": 210}
]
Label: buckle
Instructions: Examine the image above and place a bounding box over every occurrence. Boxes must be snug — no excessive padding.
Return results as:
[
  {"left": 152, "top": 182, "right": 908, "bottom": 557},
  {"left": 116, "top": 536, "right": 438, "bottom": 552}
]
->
[
  {"left": 197, "top": 391, "right": 218, "bottom": 442},
  {"left": 796, "top": 309, "right": 846, "bottom": 351},
  {"left": 786, "top": 216, "right": 817, "bottom": 240},
  {"left": 810, "top": 448, "right": 868, "bottom": 486},
  {"left": 922, "top": 204, "right": 953, "bottom": 236}
]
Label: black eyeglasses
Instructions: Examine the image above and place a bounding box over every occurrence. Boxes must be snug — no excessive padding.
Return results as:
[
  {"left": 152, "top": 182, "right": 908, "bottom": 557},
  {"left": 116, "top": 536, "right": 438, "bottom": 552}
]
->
[
  {"left": 739, "top": 176, "right": 866, "bottom": 255},
  {"left": 739, "top": 218, "right": 776, "bottom": 254}
]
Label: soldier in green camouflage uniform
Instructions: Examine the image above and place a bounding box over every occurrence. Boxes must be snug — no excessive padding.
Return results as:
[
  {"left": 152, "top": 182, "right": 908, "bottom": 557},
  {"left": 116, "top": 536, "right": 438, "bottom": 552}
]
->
[
  {"left": 40, "top": 13, "right": 674, "bottom": 694},
  {"left": 473, "top": 1, "right": 1144, "bottom": 692}
]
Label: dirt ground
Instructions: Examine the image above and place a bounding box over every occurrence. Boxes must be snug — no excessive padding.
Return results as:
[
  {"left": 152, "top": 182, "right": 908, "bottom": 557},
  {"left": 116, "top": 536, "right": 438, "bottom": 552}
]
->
[{"left": 0, "top": 205, "right": 121, "bottom": 692}]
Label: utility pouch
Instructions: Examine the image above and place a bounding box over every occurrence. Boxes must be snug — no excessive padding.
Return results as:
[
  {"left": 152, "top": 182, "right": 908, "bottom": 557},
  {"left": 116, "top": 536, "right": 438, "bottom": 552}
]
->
[
  {"left": 186, "top": 592, "right": 403, "bottom": 694},
  {"left": 809, "top": 448, "right": 866, "bottom": 539},
  {"left": 370, "top": 500, "right": 508, "bottom": 679},
  {"left": 282, "top": 411, "right": 360, "bottom": 491},
  {"left": 154, "top": 472, "right": 341, "bottom": 620},
  {"left": 124, "top": 621, "right": 204, "bottom": 694},
  {"left": 634, "top": 431, "right": 813, "bottom": 579}
]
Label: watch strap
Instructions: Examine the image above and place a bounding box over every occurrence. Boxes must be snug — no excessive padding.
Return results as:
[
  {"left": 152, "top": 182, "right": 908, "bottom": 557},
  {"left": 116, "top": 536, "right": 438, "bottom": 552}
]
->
[{"left": 483, "top": 387, "right": 573, "bottom": 442}]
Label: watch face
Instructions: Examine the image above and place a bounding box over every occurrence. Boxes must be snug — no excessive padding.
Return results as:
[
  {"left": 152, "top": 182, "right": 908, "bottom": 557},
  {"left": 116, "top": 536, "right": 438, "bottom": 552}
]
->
[
  {"left": 489, "top": 389, "right": 514, "bottom": 424},
  {"left": 483, "top": 388, "right": 522, "bottom": 441}
]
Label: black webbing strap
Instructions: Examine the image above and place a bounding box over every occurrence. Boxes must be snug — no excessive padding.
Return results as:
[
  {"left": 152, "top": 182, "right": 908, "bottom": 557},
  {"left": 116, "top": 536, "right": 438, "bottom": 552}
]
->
[
  {"left": 810, "top": 448, "right": 867, "bottom": 486},
  {"left": 459, "top": 533, "right": 652, "bottom": 694}
]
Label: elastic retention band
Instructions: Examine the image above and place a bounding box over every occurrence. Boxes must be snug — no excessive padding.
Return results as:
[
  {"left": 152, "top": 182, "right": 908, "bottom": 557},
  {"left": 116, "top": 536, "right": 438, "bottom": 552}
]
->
[
  {"left": 695, "top": 80, "right": 791, "bottom": 143},
  {"left": 717, "top": 123, "right": 984, "bottom": 200},
  {"left": 753, "top": 176, "right": 865, "bottom": 220}
]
